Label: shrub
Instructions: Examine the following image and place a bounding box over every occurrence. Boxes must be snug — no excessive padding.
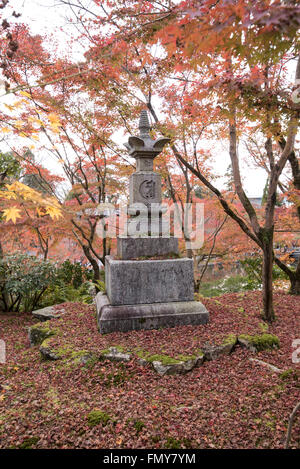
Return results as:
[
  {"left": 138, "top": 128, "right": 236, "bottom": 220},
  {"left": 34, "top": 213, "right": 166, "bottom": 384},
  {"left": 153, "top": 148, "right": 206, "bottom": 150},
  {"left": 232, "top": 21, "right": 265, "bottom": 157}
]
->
[
  {"left": 40, "top": 281, "right": 94, "bottom": 307},
  {"left": 55, "top": 260, "right": 93, "bottom": 288},
  {"left": 241, "top": 256, "right": 288, "bottom": 290},
  {"left": 0, "top": 253, "right": 56, "bottom": 313},
  {"left": 39, "top": 261, "right": 95, "bottom": 307}
]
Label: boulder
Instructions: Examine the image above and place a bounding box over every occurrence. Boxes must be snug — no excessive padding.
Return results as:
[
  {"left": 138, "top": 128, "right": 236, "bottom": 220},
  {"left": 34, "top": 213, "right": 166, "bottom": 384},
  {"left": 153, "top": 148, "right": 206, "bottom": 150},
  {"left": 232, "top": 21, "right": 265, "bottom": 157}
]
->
[
  {"left": 28, "top": 322, "right": 57, "bottom": 346},
  {"left": 40, "top": 340, "right": 60, "bottom": 360}
]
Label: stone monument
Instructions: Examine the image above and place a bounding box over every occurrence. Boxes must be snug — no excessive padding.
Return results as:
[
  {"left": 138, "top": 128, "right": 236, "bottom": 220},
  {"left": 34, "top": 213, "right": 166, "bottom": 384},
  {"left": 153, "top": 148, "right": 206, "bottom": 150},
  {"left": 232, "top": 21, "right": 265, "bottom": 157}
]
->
[{"left": 96, "top": 110, "right": 209, "bottom": 333}]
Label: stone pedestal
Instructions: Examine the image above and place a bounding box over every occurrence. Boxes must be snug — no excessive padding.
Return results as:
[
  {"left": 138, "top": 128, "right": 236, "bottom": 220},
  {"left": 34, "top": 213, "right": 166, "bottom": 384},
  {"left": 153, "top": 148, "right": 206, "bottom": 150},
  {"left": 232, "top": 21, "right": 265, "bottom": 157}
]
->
[
  {"left": 105, "top": 256, "right": 194, "bottom": 305},
  {"left": 96, "top": 109, "right": 209, "bottom": 334},
  {"left": 96, "top": 293, "right": 209, "bottom": 334}
]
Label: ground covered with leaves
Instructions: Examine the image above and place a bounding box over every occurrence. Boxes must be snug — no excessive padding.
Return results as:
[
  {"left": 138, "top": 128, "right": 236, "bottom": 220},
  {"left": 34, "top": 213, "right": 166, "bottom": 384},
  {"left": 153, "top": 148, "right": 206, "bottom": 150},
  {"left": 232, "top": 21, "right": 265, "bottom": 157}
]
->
[{"left": 0, "top": 291, "right": 299, "bottom": 449}]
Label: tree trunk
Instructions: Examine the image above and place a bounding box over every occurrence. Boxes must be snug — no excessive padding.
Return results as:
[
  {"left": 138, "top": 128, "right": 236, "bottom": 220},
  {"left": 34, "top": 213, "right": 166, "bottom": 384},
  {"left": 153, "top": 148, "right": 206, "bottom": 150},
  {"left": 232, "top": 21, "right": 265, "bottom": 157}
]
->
[
  {"left": 82, "top": 245, "right": 101, "bottom": 283},
  {"left": 290, "top": 276, "right": 300, "bottom": 295},
  {"left": 262, "top": 232, "right": 275, "bottom": 322}
]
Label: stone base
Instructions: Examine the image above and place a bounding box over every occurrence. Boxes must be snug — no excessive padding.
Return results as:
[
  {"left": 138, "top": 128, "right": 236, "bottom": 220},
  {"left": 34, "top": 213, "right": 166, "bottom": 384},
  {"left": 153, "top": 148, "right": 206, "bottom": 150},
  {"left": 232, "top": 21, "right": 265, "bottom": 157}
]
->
[
  {"left": 96, "top": 293, "right": 209, "bottom": 334},
  {"left": 117, "top": 236, "right": 178, "bottom": 260},
  {"left": 106, "top": 256, "right": 194, "bottom": 305}
]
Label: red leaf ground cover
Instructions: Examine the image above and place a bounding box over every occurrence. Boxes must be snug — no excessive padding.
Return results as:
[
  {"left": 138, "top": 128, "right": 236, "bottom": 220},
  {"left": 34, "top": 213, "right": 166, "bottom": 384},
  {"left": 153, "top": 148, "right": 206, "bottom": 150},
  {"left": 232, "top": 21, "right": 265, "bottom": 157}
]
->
[{"left": 0, "top": 291, "right": 299, "bottom": 449}]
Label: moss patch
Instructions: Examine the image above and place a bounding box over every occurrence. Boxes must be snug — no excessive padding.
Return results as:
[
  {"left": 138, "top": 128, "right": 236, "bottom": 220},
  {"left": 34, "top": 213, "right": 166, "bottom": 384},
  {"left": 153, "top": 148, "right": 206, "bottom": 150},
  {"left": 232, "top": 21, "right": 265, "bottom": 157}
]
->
[
  {"left": 279, "top": 368, "right": 298, "bottom": 381},
  {"left": 99, "top": 345, "right": 125, "bottom": 356},
  {"left": 222, "top": 333, "right": 237, "bottom": 347},
  {"left": 133, "top": 419, "right": 146, "bottom": 434},
  {"left": 19, "top": 436, "right": 39, "bottom": 449},
  {"left": 135, "top": 349, "right": 201, "bottom": 365},
  {"left": 87, "top": 410, "right": 114, "bottom": 427},
  {"left": 239, "top": 333, "right": 279, "bottom": 351}
]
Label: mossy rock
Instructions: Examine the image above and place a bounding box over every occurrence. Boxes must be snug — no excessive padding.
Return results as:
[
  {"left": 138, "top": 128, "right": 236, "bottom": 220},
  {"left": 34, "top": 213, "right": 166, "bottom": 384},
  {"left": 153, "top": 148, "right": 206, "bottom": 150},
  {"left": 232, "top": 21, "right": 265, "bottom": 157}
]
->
[
  {"left": 135, "top": 349, "right": 181, "bottom": 365},
  {"left": 99, "top": 346, "right": 132, "bottom": 362},
  {"left": 40, "top": 337, "right": 95, "bottom": 364},
  {"left": 238, "top": 333, "right": 280, "bottom": 352},
  {"left": 134, "top": 349, "right": 204, "bottom": 374},
  {"left": 222, "top": 333, "right": 238, "bottom": 347},
  {"left": 87, "top": 410, "right": 114, "bottom": 427},
  {"left": 28, "top": 321, "right": 59, "bottom": 346}
]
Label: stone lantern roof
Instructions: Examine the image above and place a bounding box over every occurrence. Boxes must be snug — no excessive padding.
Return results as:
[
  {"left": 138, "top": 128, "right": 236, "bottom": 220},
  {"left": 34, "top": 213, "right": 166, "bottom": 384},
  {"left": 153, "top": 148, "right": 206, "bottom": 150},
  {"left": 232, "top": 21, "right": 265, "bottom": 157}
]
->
[{"left": 124, "top": 110, "right": 170, "bottom": 159}]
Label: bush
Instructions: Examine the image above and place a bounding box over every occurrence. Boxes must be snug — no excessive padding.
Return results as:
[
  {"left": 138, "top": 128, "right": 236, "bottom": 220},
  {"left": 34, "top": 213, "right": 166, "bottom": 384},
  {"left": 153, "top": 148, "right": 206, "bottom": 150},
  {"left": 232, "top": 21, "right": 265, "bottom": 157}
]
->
[
  {"left": 0, "top": 253, "right": 56, "bottom": 312},
  {"left": 40, "top": 281, "right": 94, "bottom": 307},
  {"left": 241, "top": 256, "right": 289, "bottom": 289},
  {"left": 55, "top": 260, "right": 93, "bottom": 288},
  {"left": 39, "top": 260, "right": 95, "bottom": 307}
]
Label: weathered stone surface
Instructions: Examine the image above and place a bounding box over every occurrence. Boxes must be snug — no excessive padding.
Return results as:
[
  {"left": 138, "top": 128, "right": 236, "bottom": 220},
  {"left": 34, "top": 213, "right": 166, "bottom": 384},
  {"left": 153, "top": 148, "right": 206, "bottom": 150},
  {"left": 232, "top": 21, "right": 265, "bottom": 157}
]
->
[
  {"left": 96, "top": 293, "right": 209, "bottom": 334},
  {"left": 137, "top": 358, "right": 149, "bottom": 366},
  {"left": 117, "top": 237, "right": 178, "bottom": 259},
  {"left": 203, "top": 343, "right": 235, "bottom": 361},
  {"left": 40, "top": 342, "right": 60, "bottom": 361},
  {"left": 32, "top": 305, "right": 66, "bottom": 322},
  {"left": 130, "top": 172, "right": 162, "bottom": 206},
  {"left": 99, "top": 347, "right": 132, "bottom": 363},
  {"left": 152, "top": 356, "right": 203, "bottom": 376},
  {"left": 238, "top": 336, "right": 257, "bottom": 353},
  {"left": 105, "top": 256, "right": 194, "bottom": 305},
  {"left": 249, "top": 358, "right": 282, "bottom": 373},
  {"left": 28, "top": 322, "right": 56, "bottom": 346}
]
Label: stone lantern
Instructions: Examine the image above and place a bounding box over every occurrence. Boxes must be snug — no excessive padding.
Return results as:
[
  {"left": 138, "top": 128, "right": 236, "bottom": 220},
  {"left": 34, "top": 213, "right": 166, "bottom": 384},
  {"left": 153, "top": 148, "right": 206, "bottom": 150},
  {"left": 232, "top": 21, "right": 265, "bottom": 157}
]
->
[{"left": 96, "top": 110, "right": 209, "bottom": 333}]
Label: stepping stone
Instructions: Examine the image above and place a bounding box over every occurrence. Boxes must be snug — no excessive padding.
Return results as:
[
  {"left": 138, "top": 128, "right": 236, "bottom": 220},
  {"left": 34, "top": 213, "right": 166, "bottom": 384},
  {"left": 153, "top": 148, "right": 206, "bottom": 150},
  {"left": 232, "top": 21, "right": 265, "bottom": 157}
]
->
[
  {"left": 32, "top": 305, "right": 66, "bottom": 322},
  {"left": 152, "top": 355, "right": 204, "bottom": 376},
  {"left": 203, "top": 342, "right": 235, "bottom": 360},
  {"left": 99, "top": 347, "right": 132, "bottom": 363}
]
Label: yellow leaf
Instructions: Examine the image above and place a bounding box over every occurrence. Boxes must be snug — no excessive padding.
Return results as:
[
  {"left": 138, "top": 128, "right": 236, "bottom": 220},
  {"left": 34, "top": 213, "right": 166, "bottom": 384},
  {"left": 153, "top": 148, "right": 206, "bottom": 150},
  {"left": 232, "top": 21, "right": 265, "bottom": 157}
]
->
[
  {"left": 48, "top": 113, "right": 61, "bottom": 125},
  {"left": 45, "top": 206, "right": 62, "bottom": 220},
  {"left": 19, "top": 90, "right": 31, "bottom": 98},
  {"left": 2, "top": 207, "right": 22, "bottom": 223},
  {"left": 1, "top": 127, "right": 10, "bottom": 133}
]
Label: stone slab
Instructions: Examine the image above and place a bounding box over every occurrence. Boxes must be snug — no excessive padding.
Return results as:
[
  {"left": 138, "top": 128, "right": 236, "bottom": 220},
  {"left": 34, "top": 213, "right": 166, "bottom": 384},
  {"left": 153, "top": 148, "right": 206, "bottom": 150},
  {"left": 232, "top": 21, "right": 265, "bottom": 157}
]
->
[
  {"left": 117, "top": 236, "right": 179, "bottom": 259},
  {"left": 96, "top": 293, "right": 209, "bottom": 334},
  {"left": 32, "top": 305, "right": 66, "bottom": 322},
  {"left": 105, "top": 256, "right": 194, "bottom": 305}
]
